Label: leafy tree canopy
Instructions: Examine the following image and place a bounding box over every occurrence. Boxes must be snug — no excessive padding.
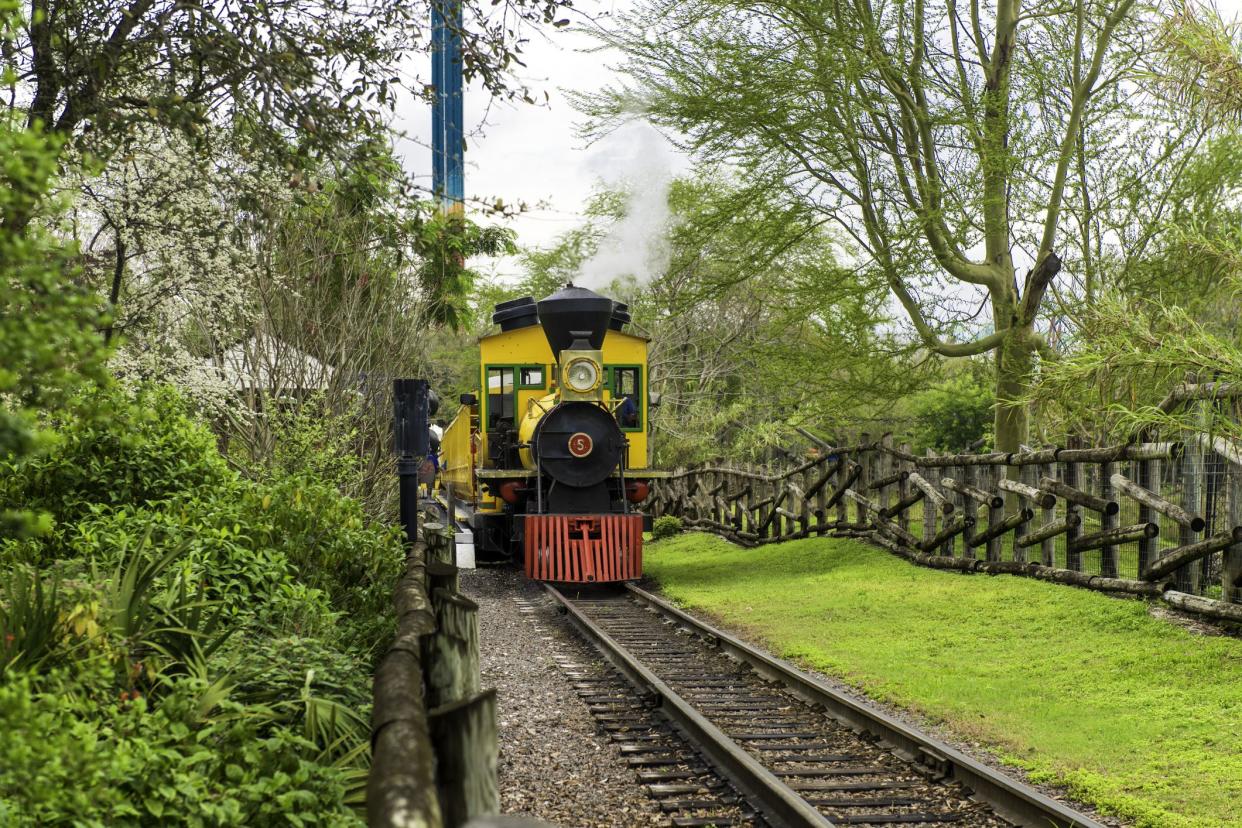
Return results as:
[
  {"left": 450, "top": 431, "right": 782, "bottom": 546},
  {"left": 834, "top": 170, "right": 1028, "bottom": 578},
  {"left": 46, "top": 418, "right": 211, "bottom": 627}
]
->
[
  {"left": 4, "top": 0, "right": 573, "bottom": 212},
  {"left": 0, "top": 111, "right": 109, "bottom": 536},
  {"left": 578, "top": 0, "right": 1210, "bottom": 455},
  {"left": 464, "top": 174, "right": 929, "bottom": 464}
]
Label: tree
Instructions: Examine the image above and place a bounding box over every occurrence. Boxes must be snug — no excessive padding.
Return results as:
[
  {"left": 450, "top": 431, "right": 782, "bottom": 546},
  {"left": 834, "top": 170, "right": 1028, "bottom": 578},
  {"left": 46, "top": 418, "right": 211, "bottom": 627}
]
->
[
  {"left": 582, "top": 0, "right": 1207, "bottom": 455},
  {"left": 507, "top": 176, "right": 925, "bottom": 464},
  {"left": 1158, "top": 0, "right": 1242, "bottom": 122},
  {"left": 0, "top": 115, "right": 108, "bottom": 535},
  {"left": 2, "top": 0, "right": 571, "bottom": 231},
  {"left": 1022, "top": 296, "right": 1242, "bottom": 444},
  {"left": 908, "top": 362, "right": 995, "bottom": 453}
]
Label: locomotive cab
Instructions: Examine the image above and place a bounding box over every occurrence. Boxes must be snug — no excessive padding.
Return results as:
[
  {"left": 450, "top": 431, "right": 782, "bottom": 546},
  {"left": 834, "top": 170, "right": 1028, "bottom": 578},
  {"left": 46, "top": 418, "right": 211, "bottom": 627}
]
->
[{"left": 436, "top": 283, "right": 660, "bottom": 582}]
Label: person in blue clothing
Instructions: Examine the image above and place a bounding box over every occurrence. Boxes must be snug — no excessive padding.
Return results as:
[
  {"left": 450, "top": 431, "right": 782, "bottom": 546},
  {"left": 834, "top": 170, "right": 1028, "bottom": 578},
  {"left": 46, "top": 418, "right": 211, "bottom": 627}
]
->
[
  {"left": 419, "top": 424, "right": 442, "bottom": 490},
  {"left": 618, "top": 394, "right": 638, "bottom": 428}
]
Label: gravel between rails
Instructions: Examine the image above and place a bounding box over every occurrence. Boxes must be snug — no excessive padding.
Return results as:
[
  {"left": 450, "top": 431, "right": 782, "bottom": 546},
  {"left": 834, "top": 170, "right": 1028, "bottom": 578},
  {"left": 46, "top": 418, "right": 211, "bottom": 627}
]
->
[{"left": 459, "top": 566, "right": 667, "bottom": 828}]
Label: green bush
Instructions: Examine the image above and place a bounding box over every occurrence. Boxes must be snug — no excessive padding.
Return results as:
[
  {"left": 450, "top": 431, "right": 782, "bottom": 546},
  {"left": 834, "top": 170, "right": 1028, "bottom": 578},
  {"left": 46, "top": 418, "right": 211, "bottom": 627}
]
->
[
  {"left": 0, "top": 382, "right": 395, "bottom": 823},
  {"left": 0, "top": 671, "right": 364, "bottom": 827},
  {"left": 66, "top": 503, "right": 293, "bottom": 618},
  {"left": 0, "top": 386, "right": 231, "bottom": 529},
  {"left": 262, "top": 398, "right": 366, "bottom": 497},
  {"left": 0, "top": 104, "right": 111, "bottom": 539},
  {"left": 4, "top": 385, "right": 401, "bottom": 651},
  {"left": 653, "top": 516, "right": 683, "bottom": 540},
  {"left": 909, "top": 369, "right": 994, "bottom": 454},
  {"left": 239, "top": 474, "right": 401, "bottom": 650}
]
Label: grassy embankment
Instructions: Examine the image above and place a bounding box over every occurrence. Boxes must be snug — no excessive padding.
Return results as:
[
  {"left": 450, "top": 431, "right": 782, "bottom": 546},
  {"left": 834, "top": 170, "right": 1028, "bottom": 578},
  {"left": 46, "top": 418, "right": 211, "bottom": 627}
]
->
[{"left": 645, "top": 532, "right": 1242, "bottom": 828}]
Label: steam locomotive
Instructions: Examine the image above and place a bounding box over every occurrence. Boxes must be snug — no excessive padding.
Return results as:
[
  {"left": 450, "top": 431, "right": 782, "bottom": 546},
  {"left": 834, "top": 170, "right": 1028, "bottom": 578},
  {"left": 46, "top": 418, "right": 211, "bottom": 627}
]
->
[{"left": 435, "top": 284, "right": 660, "bottom": 582}]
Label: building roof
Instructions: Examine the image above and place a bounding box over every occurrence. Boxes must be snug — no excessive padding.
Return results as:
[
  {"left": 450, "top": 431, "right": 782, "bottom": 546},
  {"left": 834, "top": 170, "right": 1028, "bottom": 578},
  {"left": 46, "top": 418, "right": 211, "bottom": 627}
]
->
[{"left": 208, "top": 334, "right": 333, "bottom": 392}]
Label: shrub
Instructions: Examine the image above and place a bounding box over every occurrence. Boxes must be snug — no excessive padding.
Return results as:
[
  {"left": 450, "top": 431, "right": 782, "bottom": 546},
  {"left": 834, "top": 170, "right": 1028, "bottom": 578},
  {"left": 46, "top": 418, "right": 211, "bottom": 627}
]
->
[
  {"left": 5, "top": 384, "right": 401, "bottom": 651},
  {"left": 66, "top": 502, "right": 292, "bottom": 619},
  {"left": 236, "top": 475, "right": 402, "bottom": 651},
  {"left": 0, "top": 380, "right": 395, "bottom": 825},
  {"left": 0, "top": 671, "right": 364, "bottom": 827},
  {"left": 909, "top": 369, "right": 994, "bottom": 454},
  {"left": 263, "top": 398, "right": 366, "bottom": 498},
  {"left": 0, "top": 386, "right": 232, "bottom": 529},
  {"left": 0, "top": 108, "right": 110, "bottom": 539},
  {"left": 653, "top": 516, "right": 683, "bottom": 540},
  {"left": 58, "top": 475, "right": 400, "bottom": 652}
]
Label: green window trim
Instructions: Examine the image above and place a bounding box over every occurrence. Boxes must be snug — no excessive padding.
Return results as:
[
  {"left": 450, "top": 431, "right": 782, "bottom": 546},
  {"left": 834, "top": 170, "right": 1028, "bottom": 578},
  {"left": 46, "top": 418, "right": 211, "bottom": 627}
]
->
[
  {"left": 482, "top": 364, "right": 548, "bottom": 429},
  {"left": 517, "top": 364, "right": 547, "bottom": 390},
  {"left": 484, "top": 362, "right": 644, "bottom": 432},
  {"left": 607, "top": 363, "right": 644, "bottom": 433}
]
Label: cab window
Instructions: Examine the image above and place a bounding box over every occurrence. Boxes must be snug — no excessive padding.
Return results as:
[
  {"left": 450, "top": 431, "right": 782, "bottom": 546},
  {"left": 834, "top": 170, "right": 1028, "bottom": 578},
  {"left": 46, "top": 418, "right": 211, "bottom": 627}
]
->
[
  {"left": 612, "top": 367, "right": 640, "bottom": 429},
  {"left": 487, "top": 367, "right": 515, "bottom": 429},
  {"left": 519, "top": 366, "right": 544, "bottom": 388}
]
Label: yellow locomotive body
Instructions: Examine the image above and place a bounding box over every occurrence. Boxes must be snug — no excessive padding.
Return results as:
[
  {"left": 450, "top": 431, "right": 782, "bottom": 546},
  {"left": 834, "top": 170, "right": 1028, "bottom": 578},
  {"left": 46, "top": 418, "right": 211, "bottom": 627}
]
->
[{"left": 437, "top": 285, "right": 659, "bottom": 582}]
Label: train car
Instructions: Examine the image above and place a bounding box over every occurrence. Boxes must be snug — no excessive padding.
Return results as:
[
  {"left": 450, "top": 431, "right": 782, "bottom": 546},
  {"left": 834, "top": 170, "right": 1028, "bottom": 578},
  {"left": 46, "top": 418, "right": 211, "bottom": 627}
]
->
[{"left": 436, "top": 283, "right": 660, "bottom": 582}]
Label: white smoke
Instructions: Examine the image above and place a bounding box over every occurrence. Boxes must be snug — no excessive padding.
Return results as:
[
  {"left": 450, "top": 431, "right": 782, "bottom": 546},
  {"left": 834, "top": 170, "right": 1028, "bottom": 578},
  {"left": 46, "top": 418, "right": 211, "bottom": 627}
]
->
[{"left": 575, "top": 120, "right": 676, "bottom": 292}]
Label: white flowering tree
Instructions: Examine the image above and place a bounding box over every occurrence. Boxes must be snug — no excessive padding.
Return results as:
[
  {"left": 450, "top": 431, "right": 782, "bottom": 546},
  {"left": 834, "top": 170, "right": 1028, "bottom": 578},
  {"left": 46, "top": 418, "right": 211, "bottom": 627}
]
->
[{"left": 60, "top": 127, "right": 261, "bottom": 414}]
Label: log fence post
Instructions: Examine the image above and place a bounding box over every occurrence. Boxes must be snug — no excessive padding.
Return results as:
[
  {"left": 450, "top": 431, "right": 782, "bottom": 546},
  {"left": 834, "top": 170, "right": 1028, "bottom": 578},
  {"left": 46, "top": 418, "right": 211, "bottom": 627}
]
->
[
  {"left": 712, "top": 469, "right": 722, "bottom": 526},
  {"left": 800, "top": 465, "right": 812, "bottom": 536},
  {"left": 984, "top": 463, "right": 1003, "bottom": 563},
  {"left": 758, "top": 469, "right": 770, "bottom": 539},
  {"left": 919, "top": 455, "right": 938, "bottom": 551},
  {"left": 1037, "top": 457, "right": 1056, "bottom": 567},
  {"left": 898, "top": 442, "right": 912, "bottom": 535},
  {"left": 1203, "top": 445, "right": 1223, "bottom": 586},
  {"left": 857, "top": 434, "right": 872, "bottom": 532},
  {"left": 1064, "top": 459, "right": 1082, "bottom": 571},
  {"left": 960, "top": 465, "right": 978, "bottom": 559},
  {"left": 879, "top": 434, "right": 893, "bottom": 516},
  {"left": 1136, "top": 457, "right": 1159, "bottom": 576},
  {"left": 1099, "top": 460, "right": 1119, "bottom": 578},
  {"left": 1226, "top": 460, "right": 1242, "bottom": 604},
  {"left": 1178, "top": 432, "right": 1204, "bottom": 593},
  {"left": 836, "top": 450, "right": 850, "bottom": 527},
  {"left": 1013, "top": 463, "right": 1032, "bottom": 563},
  {"left": 815, "top": 456, "right": 830, "bottom": 534}
]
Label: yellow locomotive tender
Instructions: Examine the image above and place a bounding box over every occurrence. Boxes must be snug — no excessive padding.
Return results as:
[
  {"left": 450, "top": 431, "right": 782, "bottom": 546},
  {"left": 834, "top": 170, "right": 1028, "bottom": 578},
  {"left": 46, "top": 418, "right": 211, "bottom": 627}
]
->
[{"left": 437, "top": 284, "right": 657, "bottom": 582}]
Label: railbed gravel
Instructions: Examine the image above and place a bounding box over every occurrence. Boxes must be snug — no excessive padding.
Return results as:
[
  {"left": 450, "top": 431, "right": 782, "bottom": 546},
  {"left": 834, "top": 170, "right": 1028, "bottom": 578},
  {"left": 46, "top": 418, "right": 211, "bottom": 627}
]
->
[{"left": 459, "top": 566, "right": 667, "bottom": 827}]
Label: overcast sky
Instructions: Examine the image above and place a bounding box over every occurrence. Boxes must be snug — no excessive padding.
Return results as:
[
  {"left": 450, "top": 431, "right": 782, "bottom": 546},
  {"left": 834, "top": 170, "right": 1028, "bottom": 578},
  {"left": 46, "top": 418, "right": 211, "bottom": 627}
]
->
[
  {"left": 391, "top": 0, "right": 693, "bottom": 281},
  {"left": 392, "top": 1, "right": 1242, "bottom": 284}
]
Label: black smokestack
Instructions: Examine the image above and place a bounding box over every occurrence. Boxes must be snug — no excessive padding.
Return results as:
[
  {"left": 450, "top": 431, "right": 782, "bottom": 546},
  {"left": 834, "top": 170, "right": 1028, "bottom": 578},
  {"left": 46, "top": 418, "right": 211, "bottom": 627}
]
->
[{"left": 536, "top": 283, "right": 615, "bottom": 358}]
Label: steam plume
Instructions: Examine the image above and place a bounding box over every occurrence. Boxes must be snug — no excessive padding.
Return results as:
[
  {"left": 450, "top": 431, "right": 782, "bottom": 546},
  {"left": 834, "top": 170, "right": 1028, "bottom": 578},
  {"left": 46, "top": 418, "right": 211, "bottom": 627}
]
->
[{"left": 576, "top": 120, "right": 675, "bottom": 292}]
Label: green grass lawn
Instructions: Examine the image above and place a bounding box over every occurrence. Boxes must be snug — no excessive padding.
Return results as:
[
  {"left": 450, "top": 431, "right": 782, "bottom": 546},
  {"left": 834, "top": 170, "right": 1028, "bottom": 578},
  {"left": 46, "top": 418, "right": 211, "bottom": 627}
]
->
[{"left": 644, "top": 532, "right": 1242, "bottom": 828}]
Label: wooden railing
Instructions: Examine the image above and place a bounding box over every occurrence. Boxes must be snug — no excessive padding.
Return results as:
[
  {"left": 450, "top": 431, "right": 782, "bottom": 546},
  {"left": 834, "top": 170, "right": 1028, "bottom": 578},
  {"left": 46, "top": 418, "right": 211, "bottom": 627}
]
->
[
  {"left": 650, "top": 435, "right": 1242, "bottom": 623},
  {"left": 367, "top": 523, "right": 500, "bottom": 828}
]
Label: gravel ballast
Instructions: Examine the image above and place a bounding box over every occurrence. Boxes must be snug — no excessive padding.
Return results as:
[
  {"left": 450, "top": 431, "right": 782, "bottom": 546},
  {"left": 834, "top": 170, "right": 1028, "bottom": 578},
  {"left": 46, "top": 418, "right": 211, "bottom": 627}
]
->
[{"left": 459, "top": 566, "right": 666, "bottom": 827}]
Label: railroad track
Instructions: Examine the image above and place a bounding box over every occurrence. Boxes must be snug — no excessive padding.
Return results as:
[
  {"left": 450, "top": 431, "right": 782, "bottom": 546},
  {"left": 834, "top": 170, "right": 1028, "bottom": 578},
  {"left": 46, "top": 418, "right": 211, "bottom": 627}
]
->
[{"left": 546, "top": 583, "right": 1106, "bottom": 828}]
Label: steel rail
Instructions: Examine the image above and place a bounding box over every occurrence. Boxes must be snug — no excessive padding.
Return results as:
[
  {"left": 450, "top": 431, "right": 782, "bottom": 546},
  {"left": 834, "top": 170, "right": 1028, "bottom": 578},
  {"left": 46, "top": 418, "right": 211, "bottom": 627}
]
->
[
  {"left": 545, "top": 584, "right": 833, "bottom": 828},
  {"left": 624, "top": 583, "right": 1106, "bottom": 828}
]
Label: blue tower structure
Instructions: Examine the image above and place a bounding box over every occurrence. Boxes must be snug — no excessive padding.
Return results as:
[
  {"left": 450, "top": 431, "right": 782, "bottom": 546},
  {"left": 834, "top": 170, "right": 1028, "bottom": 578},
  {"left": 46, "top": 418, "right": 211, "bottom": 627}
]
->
[{"left": 431, "top": 0, "right": 464, "bottom": 215}]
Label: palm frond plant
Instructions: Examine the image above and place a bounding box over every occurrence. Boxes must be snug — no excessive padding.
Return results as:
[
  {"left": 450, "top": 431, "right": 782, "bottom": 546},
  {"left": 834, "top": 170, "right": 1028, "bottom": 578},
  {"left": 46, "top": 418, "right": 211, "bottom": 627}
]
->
[{"left": 0, "top": 567, "right": 66, "bottom": 676}]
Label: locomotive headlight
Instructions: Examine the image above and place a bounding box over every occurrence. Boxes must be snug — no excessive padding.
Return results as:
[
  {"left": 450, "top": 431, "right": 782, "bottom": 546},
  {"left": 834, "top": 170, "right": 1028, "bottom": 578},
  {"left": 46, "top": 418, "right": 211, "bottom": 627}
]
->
[{"left": 565, "top": 358, "right": 600, "bottom": 392}]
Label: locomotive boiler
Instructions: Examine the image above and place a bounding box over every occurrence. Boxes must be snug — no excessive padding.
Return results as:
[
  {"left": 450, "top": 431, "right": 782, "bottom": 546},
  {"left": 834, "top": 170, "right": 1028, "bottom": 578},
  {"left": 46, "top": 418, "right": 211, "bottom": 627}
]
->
[{"left": 435, "top": 283, "right": 659, "bottom": 582}]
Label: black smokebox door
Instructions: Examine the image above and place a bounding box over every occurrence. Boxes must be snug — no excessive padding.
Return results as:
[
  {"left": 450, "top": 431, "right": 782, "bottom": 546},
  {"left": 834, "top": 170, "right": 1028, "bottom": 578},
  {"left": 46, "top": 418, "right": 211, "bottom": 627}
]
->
[{"left": 533, "top": 402, "right": 622, "bottom": 488}]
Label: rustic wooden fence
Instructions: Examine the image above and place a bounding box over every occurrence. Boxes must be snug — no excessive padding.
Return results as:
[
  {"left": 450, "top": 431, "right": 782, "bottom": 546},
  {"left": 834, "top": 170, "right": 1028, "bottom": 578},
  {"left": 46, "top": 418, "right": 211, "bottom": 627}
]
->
[
  {"left": 650, "top": 434, "right": 1242, "bottom": 624},
  {"left": 367, "top": 522, "right": 501, "bottom": 828}
]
